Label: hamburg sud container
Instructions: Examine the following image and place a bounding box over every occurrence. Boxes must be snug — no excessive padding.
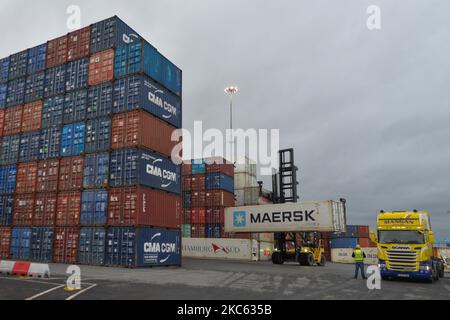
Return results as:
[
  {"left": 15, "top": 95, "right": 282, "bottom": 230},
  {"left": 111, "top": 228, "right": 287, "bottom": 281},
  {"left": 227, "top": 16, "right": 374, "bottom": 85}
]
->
[{"left": 105, "top": 227, "right": 181, "bottom": 267}]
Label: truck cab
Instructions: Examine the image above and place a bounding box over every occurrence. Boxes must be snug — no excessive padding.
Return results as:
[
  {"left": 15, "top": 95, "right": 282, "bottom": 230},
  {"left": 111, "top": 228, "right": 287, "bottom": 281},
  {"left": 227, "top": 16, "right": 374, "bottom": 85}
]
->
[{"left": 370, "top": 210, "right": 445, "bottom": 282}]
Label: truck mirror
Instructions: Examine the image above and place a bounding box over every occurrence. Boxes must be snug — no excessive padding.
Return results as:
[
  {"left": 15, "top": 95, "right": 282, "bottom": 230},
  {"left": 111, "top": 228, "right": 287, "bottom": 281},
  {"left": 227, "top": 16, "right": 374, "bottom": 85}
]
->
[{"left": 370, "top": 230, "right": 377, "bottom": 243}]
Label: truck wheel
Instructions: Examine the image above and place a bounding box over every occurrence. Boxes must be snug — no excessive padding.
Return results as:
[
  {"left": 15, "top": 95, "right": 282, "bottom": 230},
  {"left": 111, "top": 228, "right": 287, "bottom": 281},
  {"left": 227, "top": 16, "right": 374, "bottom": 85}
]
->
[
  {"left": 306, "top": 253, "right": 315, "bottom": 266},
  {"left": 433, "top": 264, "right": 439, "bottom": 281},
  {"left": 318, "top": 255, "right": 326, "bottom": 266},
  {"left": 438, "top": 263, "right": 445, "bottom": 278},
  {"left": 272, "top": 252, "right": 284, "bottom": 265}
]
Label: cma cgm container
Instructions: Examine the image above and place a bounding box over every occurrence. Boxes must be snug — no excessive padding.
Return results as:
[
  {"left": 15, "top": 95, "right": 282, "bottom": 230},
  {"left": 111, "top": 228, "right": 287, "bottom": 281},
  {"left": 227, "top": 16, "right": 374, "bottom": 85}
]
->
[
  {"left": 33, "top": 193, "right": 57, "bottom": 226},
  {"left": 83, "top": 152, "right": 109, "bottom": 189},
  {"left": 80, "top": 190, "right": 108, "bottom": 226},
  {"left": 109, "top": 148, "right": 181, "bottom": 194},
  {"left": 27, "top": 44, "right": 47, "bottom": 75},
  {"left": 59, "top": 156, "right": 83, "bottom": 191},
  {"left": 108, "top": 186, "right": 182, "bottom": 228},
  {"left": 0, "top": 165, "right": 17, "bottom": 194},
  {"left": 10, "top": 227, "right": 31, "bottom": 260},
  {"left": 113, "top": 75, "right": 182, "bottom": 128},
  {"left": 0, "top": 195, "right": 14, "bottom": 226},
  {"left": 0, "top": 135, "right": 20, "bottom": 165},
  {"left": 24, "top": 72, "right": 45, "bottom": 103},
  {"left": 36, "top": 159, "right": 59, "bottom": 192},
  {"left": 78, "top": 227, "right": 106, "bottom": 265},
  {"left": 53, "top": 227, "right": 79, "bottom": 264},
  {"left": 61, "top": 122, "right": 85, "bottom": 157},
  {"left": 0, "top": 227, "right": 11, "bottom": 258},
  {"left": 30, "top": 227, "right": 54, "bottom": 262},
  {"left": 86, "top": 83, "right": 113, "bottom": 119},
  {"left": 105, "top": 227, "right": 181, "bottom": 267}
]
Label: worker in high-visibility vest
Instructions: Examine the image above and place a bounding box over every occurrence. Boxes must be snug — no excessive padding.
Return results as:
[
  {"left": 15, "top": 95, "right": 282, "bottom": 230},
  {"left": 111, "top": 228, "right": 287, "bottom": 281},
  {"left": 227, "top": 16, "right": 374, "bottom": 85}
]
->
[{"left": 352, "top": 244, "right": 367, "bottom": 279}]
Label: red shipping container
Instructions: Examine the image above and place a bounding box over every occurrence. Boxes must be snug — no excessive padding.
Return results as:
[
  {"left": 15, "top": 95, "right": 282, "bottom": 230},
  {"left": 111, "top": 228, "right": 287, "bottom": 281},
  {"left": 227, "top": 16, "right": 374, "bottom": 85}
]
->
[
  {"left": 53, "top": 227, "right": 79, "bottom": 264},
  {"left": 206, "top": 207, "right": 225, "bottom": 224},
  {"left": 0, "top": 227, "right": 11, "bottom": 259},
  {"left": 58, "top": 156, "right": 83, "bottom": 191},
  {"left": 191, "top": 208, "right": 206, "bottom": 224},
  {"left": 88, "top": 49, "right": 114, "bottom": 86},
  {"left": 191, "top": 224, "right": 206, "bottom": 238},
  {"left": 182, "top": 176, "right": 192, "bottom": 191},
  {"left": 357, "top": 225, "right": 370, "bottom": 238},
  {"left": 111, "top": 110, "right": 178, "bottom": 157},
  {"left": 56, "top": 192, "right": 81, "bottom": 226},
  {"left": 206, "top": 190, "right": 235, "bottom": 207},
  {"left": 191, "top": 191, "right": 206, "bottom": 207},
  {"left": 16, "top": 162, "right": 38, "bottom": 194},
  {"left": 223, "top": 232, "right": 252, "bottom": 240},
  {"left": 46, "top": 35, "right": 68, "bottom": 68},
  {"left": 108, "top": 187, "right": 182, "bottom": 228},
  {"left": 3, "top": 105, "right": 23, "bottom": 136},
  {"left": 21, "top": 101, "right": 43, "bottom": 133},
  {"left": 183, "top": 209, "right": 192, "bottom": 224},
  {"left": 34, "top": 193, "right": 57, "bottom": 226},
  {"left": 191, "top": 175, "right": 206, "bottom": 191},
  {"left": 358, "top": 238, "right": 374, "bottom": 248},
  {"left": 206, "top": 157, "right": 234, "bottom": 177},
  {"left": 182, "top": 163, "right": 192, "bottom": 175},
  {"left": 67, "top": 26, "right": 91, "bottom": 61},
  {"left": 0, "top": 109, "right": 4, "bottom": 137},
  {"left": 13, "top": 194, "right": 35, "bottom": 226},
  {"left": 37, "top": 159, "right": 60, "bottom": 193}
]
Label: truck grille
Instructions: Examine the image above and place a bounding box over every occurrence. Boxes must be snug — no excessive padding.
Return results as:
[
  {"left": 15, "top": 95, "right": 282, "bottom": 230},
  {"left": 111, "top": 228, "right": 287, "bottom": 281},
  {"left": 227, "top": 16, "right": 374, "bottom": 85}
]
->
[{"left": 386, "top": 250, "right": 418, "bottom": 272}]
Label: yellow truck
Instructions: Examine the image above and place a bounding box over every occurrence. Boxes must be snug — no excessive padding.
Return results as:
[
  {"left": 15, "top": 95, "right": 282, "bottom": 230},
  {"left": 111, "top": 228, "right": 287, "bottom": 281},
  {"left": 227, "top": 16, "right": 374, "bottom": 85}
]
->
[{"left": 370, "top": 210, "right": 445, "bottom": 282}]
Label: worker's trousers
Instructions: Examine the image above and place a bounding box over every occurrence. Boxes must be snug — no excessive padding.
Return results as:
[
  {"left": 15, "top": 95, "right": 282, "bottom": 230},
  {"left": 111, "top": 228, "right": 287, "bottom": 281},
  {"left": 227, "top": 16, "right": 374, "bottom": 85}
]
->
[{"left": 354, "top": 262, "right": 366, "bottom": 279}]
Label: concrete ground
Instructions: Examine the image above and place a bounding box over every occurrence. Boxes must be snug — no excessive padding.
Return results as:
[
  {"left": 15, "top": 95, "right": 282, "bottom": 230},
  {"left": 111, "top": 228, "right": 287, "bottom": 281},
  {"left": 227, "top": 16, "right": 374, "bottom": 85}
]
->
[{"left": 0, "top": 259, "right": 449, "bottom": 300}]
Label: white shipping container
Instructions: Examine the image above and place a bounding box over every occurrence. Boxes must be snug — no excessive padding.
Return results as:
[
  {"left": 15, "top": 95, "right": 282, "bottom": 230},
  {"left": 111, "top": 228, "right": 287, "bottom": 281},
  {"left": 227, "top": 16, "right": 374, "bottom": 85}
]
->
[
  {"left": 234, "top": 156, "right": 257, "bottom": 176},
  {"left": 234, "top": 173, "right": 258, "bottom": 189},
  {"left": 438, "top": 248, "right": 450, "bottom": 271},
  {"left": 331, "top": 248, "right": 378, "bottom": 265},
  {"left": 235, "top": 189, "right": 245, "bottom": 206},
  {"left": 225, "top": 200, "right": 346, "bottom": 233},
  {"left": 244, "top": 186, "right": 259, "bottom": 206},
  {"left": 182, "top": 238, "right": 252, "bottom": 260}
]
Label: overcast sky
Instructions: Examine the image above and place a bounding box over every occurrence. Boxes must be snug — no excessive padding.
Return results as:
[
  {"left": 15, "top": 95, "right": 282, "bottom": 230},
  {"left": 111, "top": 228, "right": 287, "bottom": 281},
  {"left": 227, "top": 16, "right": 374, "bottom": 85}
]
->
[{"left": 1, "top": 0, "right": 449, "bottom": 238}]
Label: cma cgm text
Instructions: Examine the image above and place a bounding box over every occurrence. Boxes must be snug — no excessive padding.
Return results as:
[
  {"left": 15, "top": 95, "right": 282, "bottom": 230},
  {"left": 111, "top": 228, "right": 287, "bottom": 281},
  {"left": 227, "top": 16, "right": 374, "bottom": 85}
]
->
[
  {"left": 146, "top": 164, "right": 177, "bottom": 182},
  {"left": 144, "top": 242, "right": 177, "bottom": 253},
  {"left": 149, "top": 92, "right": 177, "bottom": 116}
]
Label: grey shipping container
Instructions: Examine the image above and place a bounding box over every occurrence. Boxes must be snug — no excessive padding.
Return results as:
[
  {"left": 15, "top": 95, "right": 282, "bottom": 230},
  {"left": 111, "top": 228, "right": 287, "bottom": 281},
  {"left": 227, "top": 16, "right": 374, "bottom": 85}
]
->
[
  {"left": 25, "top": 72, "right": 45, "bottom": 103},
  {"left": 39, "top": 127, "right": 61, "bottom": 160},
  {"left": 19, "top": 131, "right": 41, "bottom": 162},
  {"left": 78, "top": 227, "right": 106, "bottom": 265},
  {"left": 0, "top": 135, "right": 20, "bottom": 165},
  {"left": 0, "top": 195, "right": 14, "bottom": 226},
  {"left": 30, "top": 227, "right": 54, "bottom": 263},
  {"left": 6, "top": 77, "right": 26, "bottom": 107},
  {"left": 66, "top": 58, "right": 88, "bottom": 92},
  {"left": 63, "top": 89, "right": 87, "bottom": 124},
  {"left": 86, "top": 83, "right": 113, "bottom": 119},
  {"left": 83, "top": 152, "right": 109, "bottom": 189},
  {"left": 27, "top": 44, "right": 47, "bottom": 75},
  {"left": 84, "top": 117, "right": 111, "bottom": 153},
  {"left": 42, "top": 95, "right": 64, "bottom": 128},
  {"left": 44, "top": 65, "right": 66, "bottom": 98},
  {"left": 9, "top": 50, "right": 28, "bottom": 80}
]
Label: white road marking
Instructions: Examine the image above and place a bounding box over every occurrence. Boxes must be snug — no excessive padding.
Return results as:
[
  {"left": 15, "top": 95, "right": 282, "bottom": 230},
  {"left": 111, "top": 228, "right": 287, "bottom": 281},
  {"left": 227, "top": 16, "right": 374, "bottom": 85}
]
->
[
  {"left": 0, "top": 276, "right": 63, "bottom": 286},
  {"left": 66, "top": 284, "right": 97, "bottom": 300},
  {"left": 25, "top": 285, "right": 66, "bottom": 300}
]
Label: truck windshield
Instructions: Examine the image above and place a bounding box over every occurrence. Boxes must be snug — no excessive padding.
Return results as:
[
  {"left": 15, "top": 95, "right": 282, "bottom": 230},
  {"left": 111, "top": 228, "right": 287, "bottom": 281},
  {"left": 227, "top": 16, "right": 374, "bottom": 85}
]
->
[{"left": 378, "top": 231, "right": 424, "bottom": 244}]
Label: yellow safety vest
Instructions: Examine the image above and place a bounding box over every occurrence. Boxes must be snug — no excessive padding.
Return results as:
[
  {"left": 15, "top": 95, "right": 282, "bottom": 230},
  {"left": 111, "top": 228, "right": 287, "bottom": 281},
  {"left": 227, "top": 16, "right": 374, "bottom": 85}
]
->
[{"left": 354, "top": 249, "right": 365, "bottom": 262}]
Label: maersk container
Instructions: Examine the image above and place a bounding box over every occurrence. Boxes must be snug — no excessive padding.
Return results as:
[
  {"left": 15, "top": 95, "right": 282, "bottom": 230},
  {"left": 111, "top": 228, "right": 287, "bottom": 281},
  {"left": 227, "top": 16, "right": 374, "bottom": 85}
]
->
[
  {"left": 113, "top": 75, "right": 182, "bottom": 128},
  {"left": 330, "top": 237, "right": 358, "bottom": 249},
  {"left": 80, "top": 190, "right": 108, "bottom": 226},
  {"left": 0, "top": 84, "right": 7, "bottom": 108},
  {"left": 27, "top": 44, "right": 47, "bottom": 75},
  {"left": 85, "top": 117, "right": 111, "bottom": 153},
  {"left": 39, "top": 127, "right": 61, "bottom": 160},
  {"left": 63, "top": 89, "right": 87, "bottom": 124},
  {"left": 109, "top": 148, "right": 181, "bottom": 194},
  {"left": 6, "top": 77, "right": 25, "bottom": 107},
  {"left": 0, "top": 57, "right": 9, "bottom": 83},
  {"left": 66, "top": 58, "right": 88, "bottom": 92},
  {"left": 9, "top": 50, "right": 28, "bottom": 80},
  {"left": 30, "top": 227, "right": 54, "bottom": 263},
  {"left": 44, "top": 65, "right": 66, "bottom": 98},
  {"left": 0, "top": 195, "right": 14, "bottom": 226},
  {"left": 78, "top": 227, "right": 106, "bottom": 265},
  {"left": 206, "top": 173, "right": 234, "bottom": 194},
  {"left": 24, "top": 72, "right": 45, "bottom": 103},
  {"left": 0, "top": 135, "right": 20, "bottom": 165},
  {"left": 87, "top": 83, "right": 113, "bottom": 119},
  {"left": 61, "top": 122, "right": 85, "bottom": 157},
  {"left": 90, "top": 16, "right": 141, "bottom": 54},
  {"left": 0, "top": 165, "right": 17, "bottom": 194},
  {"left": 83, "top": 153, "right": 109, "bottom": 189},
  {"left": 10, "top": 227, "right": 31, "bottom": 261},
  {"left": 19, "top": 131, "right": 41, "bottom": 162},
  {"left": 42, "top": 95, "right": 64, "bottom": 128},
  {"left": 105, "top": 227, "right": 181, "bottom": 267}
]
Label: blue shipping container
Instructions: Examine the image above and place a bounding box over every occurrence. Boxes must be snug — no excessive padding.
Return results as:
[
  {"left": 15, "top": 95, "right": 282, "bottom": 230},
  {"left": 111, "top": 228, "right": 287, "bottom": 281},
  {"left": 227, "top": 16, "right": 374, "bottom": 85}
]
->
[
  {"left": 113, "top": 75, "right": 182, "bottom": 128},
  {"left": 9, "top": 50, "right": 28, "bottom": 80},
  {"left": 78, "top": 227, "right": 106, "bottom": 265},
  {"left": 44, "top": 65, "right": 66, "bottom": 98},
  {"left": 0, "top": 84, "right": 7, "bottom": 108},
  {"left": 42, "top": 95, "right": 64, "bottom": 128},
  {"left": 183, "top": 192, "right": 192, "bottom": 208},
  {"left": 87, "top": 83, "right": 113, "bottom": 119},
  {"left": 85, "top": 117, "right": 111, "bottom": 153},
  {"left": 90, "top": 16, "right": 141, "bottom": 54},
  {"left": 83, "top": 153, "right": 109, "bottom": 189},
  {"left": 10, "top": 227, "right": 31, "bottom": 261},
  {"left": 30, "top": 227, "right": 54, "bottom": 263},
  {"left": 0, "top": 165, "right": 17, "bottom": 194},
  {"left": 0, "top": 135, "right": 20, "bottom": 165},
  {"left": 19, "top": 131, "right": 41, "bottom": 162},
  {"left": 64, "top": 89, "right": 87, "bottom": 124},
  {"left": 0, "top": 57, "right": 9, "bottom": 83},
  {"left": 331, "top": 225, "right": 359, "bottom": 239},
  {"left": 206, "top": 173, "right": 234, "bottom": 193},
  {"left": 66, "top": 58, "right": 88, "bottom": 92},
  {"left": 330, "top": 237, "right": 359, "bottom": 249},
  {"left": 6, "top": 77, "right": 25, "bottom": 107},
  {"left": 81, "top": 191, "right": 108, "bottom": 226},
  {"left": 109, "top": 148, "right": 181, "bottom": 194},
  {"left": 24, "top": 72, "right": 45, "bottom": 103},
  {"left": 105, "top": 227, "right": 181, "bottom": 267},
  {"left": 39, "top": 127, "right": 61, "bottom": 160},
  {"left": 61, "top": 122, "right": 85, "bottom": 157},
  {"left": 0, "top": 195, "right": 14, "bottom": 226},
  {"left": 27, "top": 44, "right": 47, "bottom": 75},
  {"left": 205, "top": 224, "right": 222, "bottom": 238}
]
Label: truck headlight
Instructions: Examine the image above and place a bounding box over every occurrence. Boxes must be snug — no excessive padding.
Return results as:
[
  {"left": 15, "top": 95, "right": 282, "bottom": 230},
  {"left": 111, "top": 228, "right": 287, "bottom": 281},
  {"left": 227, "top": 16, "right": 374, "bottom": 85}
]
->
[
  {"left": 419, "top": 265, "right": 430, "bottom": 271},
  {"left": 378, "top": 263, "right": 386, "bottom": 269}
]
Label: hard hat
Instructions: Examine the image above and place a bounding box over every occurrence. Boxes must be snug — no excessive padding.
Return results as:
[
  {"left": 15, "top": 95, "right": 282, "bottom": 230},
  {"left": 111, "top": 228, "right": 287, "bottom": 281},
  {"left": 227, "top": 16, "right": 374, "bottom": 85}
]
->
[{"left": 355, "top": 244, "right": 361, "bottom": 249}]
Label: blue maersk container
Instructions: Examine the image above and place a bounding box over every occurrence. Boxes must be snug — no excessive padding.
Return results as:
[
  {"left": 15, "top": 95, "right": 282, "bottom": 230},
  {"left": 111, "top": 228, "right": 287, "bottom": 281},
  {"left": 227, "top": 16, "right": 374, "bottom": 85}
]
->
[
  {"left": 66, "top": 58, "right": 88, "bottom": 92},
  {"left": 87, "top": 83, "right": 113, "bottom": 119},
  {"left": 24, "top": 72, "right": 45, "bottom": 103},
  {"left": 27, "top": 44, "right": 47, "bottom": 75},
  {"left": 85, "top": 117, "right": 111, "bottom": 153},
  {"left": 6, "top": 77, "right": 25, "bottom": 107},
  {"left": 206, "top": 173, "right": 234, "bottom": 194},
  {"left": 19, "top": 131, "right": 41, "bottom": 162},
  {"left": 10, "top": 227, "right": 31, "bottom": 261},
  {"left": 78, "top": 227, "right": 106, "bottom": 265},
  {"left": 90, "top": 16, "right": 142, "bottom": 54},
  {"left": 0, "top": 84, "right": 7, "bottom": 108},
  {"left": 39, "top": 127, "right": 61, "bottom": 160},
  {"left": 44, "top": 65, "right": 66, "bottom": 98},
  {"left": 42, "top": 95, "right": 64, "bottom": 128},
  {"left": 105, "top": 227, "right": 181, "bottom": 267},
  {"left": 81, "top": 191, "right": 108, "bottom": 226},
  {"left": 113, "top": 75, "right": 182, "bottom": 128},
  {"left": 30, "top": 227, "right": 54, "bottom": 263},
  {"left": 114, "top": 40, "right": 182, "bottom": 97},
  {"left": 0, "top": 135, "right": 20, "bottom": 165},
  {"left": 8, "top": 50, "right": 28, "bottom": 80},
  {"left": 0, "top": 195, "right": 14, "bottom": 226},
  {"left": 61, "top": 122, "right": 85, "bottom": 157},
  {"left": 330, "top": 237, "right": 359, "bottom": 249},
  {"left": 63, "top": 89, "right": 88, "bottom": 124},
  {"left": 191, "top": 159, "right": 206, "bottom": 174},
  {"left": 0, "top": 57, "right": 10, "bottom": 83},
  {"left": 0, "top": 165, "right": 17, "bottom": 194},
  {"left": 109, "top": 148, "right": 181, "bottom": 194},
  {"left": 205, "top": 224, "right": 222, "bottom": 238},
  {"left": 83, "top": 153, "right": 109, "bottom": 189}
]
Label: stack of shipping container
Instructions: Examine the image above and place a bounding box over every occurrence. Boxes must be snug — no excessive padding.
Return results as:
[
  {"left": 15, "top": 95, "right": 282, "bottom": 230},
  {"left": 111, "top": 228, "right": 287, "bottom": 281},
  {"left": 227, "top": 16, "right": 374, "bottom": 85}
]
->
[
  {"left": 0, "top": 16, "right": 183, "bottom": 268},
  {"left": 234, "top": 157, "right": 258, "bottom": 207}
]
